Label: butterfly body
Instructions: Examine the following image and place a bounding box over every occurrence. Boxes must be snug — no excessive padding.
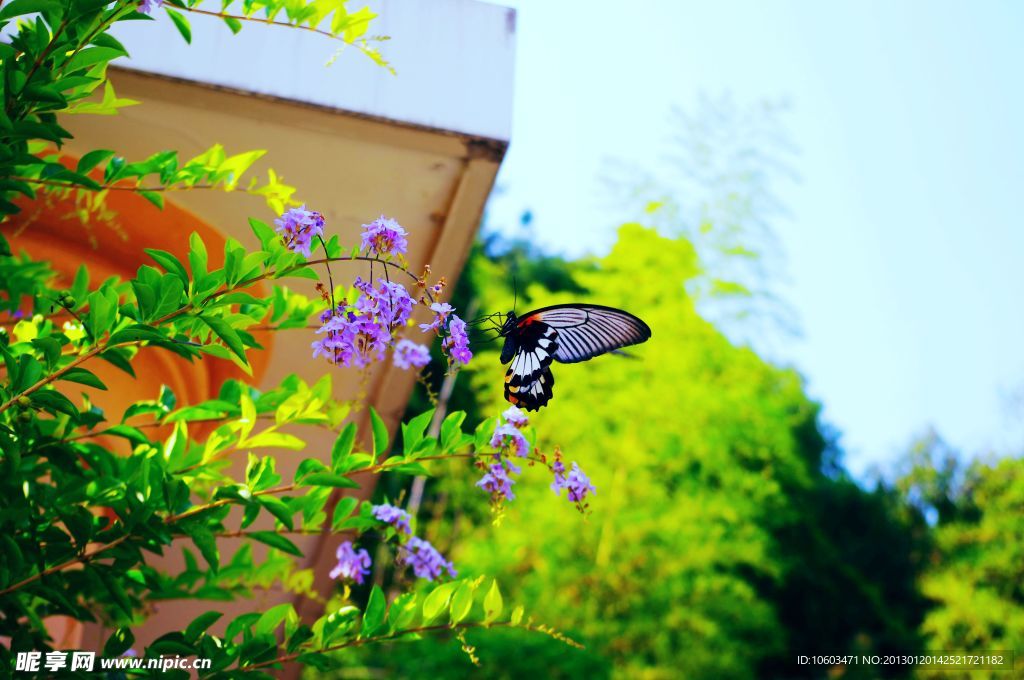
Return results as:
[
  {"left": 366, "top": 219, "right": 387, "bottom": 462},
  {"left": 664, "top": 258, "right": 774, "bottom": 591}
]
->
[{"left": 497, "top": 304, "right": 651, "bottom": 411}]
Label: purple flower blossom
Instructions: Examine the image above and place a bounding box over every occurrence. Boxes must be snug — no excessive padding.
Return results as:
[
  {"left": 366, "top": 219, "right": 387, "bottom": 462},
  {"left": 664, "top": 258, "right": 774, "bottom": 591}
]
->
[
  {"left": 477, "top": 462, "right": 517, "bottom": 502},
  {"left": 550, "top": 459, "right": 567, "bottom": 493},
  {"left": 354, "top": 277, "right": 414, "bottom": 329},
  {"left": 419, "top": 302, "right": 454, "bottom": 333},
  {"left": 401, "top": 536, "right": 456, "bottom": 581},
  {"left": 441, "top": 314, "right": 472, "bottom": 366},
  {"left": 490, "top": 422, "right": 529, "bottom": 458},
  {"left": 312, "top": 308, "right": 391, "bottom": 369},
  {"left": 274, "top": 205, "right": 325, "bottom": 257},
  {"left": 329, "top": 541, "right": 372, "bottom": 583},
  {"left": 376, "top": 281, "right": 415, "bottom": 328},
  {"left": 361, "top": 216, "right": 408, "bottom": 258},
  {"left": 502, "top": 405, "right": 528, "bottom": 429},
  {"left": 552, "top": 462, "right": 597, "bottom": 505},
  {"left": 393, "top": 339, "right": 431, "bottom": 370},
  {"left": 372, "top": 503, "right": 413, "bottom": 535},
  {"left": 139, "top": 0, "right": 163, "bottom": 13}
]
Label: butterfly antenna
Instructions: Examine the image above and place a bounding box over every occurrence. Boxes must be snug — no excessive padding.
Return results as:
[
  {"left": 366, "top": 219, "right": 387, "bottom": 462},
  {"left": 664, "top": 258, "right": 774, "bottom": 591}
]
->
[
  {"left": 468, "top": 312, "right": 501, "bottom": 326},
  {"left": 512, "top": 276, "right": 518, "bottom": 314}
]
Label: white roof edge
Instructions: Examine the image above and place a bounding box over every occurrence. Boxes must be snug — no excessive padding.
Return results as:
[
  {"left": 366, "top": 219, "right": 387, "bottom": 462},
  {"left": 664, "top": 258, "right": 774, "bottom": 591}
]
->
[{"left": 109, "top": 0, "right": 516, "bottom": 142}]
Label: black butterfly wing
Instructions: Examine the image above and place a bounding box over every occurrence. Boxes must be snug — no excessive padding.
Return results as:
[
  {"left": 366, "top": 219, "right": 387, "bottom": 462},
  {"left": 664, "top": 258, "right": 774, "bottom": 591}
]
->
[
  {"left": 503, "top": 321, "right": 558, "bottom": 411},
  {"left": 519, "top": 304, "right": 651, "bottom": 364}
]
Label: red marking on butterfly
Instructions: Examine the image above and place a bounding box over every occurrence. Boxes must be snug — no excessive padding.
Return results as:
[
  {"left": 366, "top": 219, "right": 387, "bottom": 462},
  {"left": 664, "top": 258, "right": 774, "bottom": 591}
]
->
[{"left": 497, "top": 304, "right": 652, "bottom": 411}]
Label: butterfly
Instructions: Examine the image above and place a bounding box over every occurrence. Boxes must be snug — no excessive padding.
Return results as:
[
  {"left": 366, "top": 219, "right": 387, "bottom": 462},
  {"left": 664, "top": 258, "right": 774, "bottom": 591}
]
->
[{"left": 481, "top": 304, "right": 652, "bottom": 411}]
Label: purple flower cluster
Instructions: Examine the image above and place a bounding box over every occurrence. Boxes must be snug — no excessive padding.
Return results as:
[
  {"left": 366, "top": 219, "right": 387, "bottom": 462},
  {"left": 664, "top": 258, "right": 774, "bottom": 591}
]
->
[
  {"left": 552, "top": 460, "right": 597, "bottom": 508},
  {"left": 401, "top": 536, "right": 457, "bottom": 581},
  {"left": 361, "top": 216, "right": 408, "bottom": 258},
  {"left": 476, "top": 458, "right": 521, "bottom": 502},
  {"left": 419, "top": 303, "right": 471, "bottom": 368},
  {"left": 329, "top": 541, "right": 371, "bottom": 584},
  {"left": 354, "top": 277, "right": 414, "bottom": 328},
  {"left": 302, "top": 210, "right": 473, "bottom": 375},
  {"left": 476, "top": 407, "right": 531, "bottom": 505},
  {"left": 392, "top": 338, "right": 431, "bottom": 370},
  {"left": 139, "top": 0, "right": 163, "bottom": 13},
  {"left": 312, "top": 277, "right": 416, "bottom": 369},
  {"left": 372, "top": 503, "right": 413, "bottom": 535},
  {"left": 275, "top": 206, "right": 325, "bottom": 258},
  {"left": 330, "top": 503, "right": 455, "bottom": 584},
  {"left": 489, "top": 407, "right": 530, "bottom": 458},
  {"left": 502, "top": 405, "right": 528, "bottom": 428},
  {"left": 442, "top": 315, "right": 473, "bottom": 366},
  {"left": 419, "top": 302, "right": 453, "bottom": 333},
  {"left": 312, "top": 308, "right": 390, "bottom": 368}
]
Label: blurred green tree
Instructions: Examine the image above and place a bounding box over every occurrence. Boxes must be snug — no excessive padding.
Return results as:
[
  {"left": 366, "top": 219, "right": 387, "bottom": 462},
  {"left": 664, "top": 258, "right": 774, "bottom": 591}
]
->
[{"left": 897, "top": 434, "right": 1024, "bottom": 680}]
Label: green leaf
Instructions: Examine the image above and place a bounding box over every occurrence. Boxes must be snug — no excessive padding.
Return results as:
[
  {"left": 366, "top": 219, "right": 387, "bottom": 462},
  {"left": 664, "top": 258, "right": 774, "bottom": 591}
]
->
[
  {"left": 483, "top": 580, "right": 503, "bottom": 623},
  {"left": 102, "top": 627, "right": 135, "bottom": 658},
  {"left": 402, "top": 409, "right": 435, "bottom": 455},
  {"left": 331, "top": 423, "right": 356, "bottom": 472},
  {"left": 300, "top": 472, "right": 360, "bottom": 489},
  {"left": 70, "top": 265, "right": 89, "bottom": 301},
  {"left": 188, "top": 232, "right": 208, "bottom": 279},
  {"left": 441, "top": 411, "right": 467, "bottom": 452},
  {"left": 145, "top": 248, "right": 189, "bottom": 285},
  {"left": 450, "top": 581, "right": 474, "bottom": 624},
  {"left": 0, "top": 0, "right": 60, "bottom": 20},
  {"left": 510, "top": 605, "right": 524, "bottom": 625},
  {"left": 139, "top": 190, "right": 164, "bottom": 209},
  {"left": 87, "top": 289, "right": 115, "bottom": 337},
  {"left": 389, "top": 592, "right": 418, "bottom": 631},
  {"left": 60, "top": 367, "right": 107, "bottom": 390},
  {"left": 259, "top": 496, "right": 294, "bottom": 531},
  {"left": 362, "top": 585, "right": 386, "bottom": 636},
  {"left": 331, "top": 497, "right": 359, "bottom": 530},
  {"left": 63, "top": 47, "right": 124, "bottom": 75},
  {"left": 166, "top": 8, "right": 192, "bottom": 43},
  {"left": 256, "top": 603, "right": 295, "bottom": 636},
  {"left": 198, "top": 314, "right": 248, "bottom": 363},
  {"left": 421, "top": 582, "right": 457, "bottom": 624},
  {"left": 188, "top": 528, "right": 219, "bottom": 571},
  {"left": 31, "top": 390, "right": 78, "bottom": 417},
  {"left": 248, "top": 531, "right": 303, "bottom": 556},
  {"left": 184, "top": 611, "right": 223, "bottom": 643},
  {"left": 107, "top": 325, "right": 167, "bottom": 345},
  {"left": 76, "top": 149, "right": 115, "bottom": 174},
  {"left": 370, "top": 407, "right": 389, "bottom": 458},
  {"left": 99, "top": 347, "right": 136, "bottom": 377},
  {"left": 30, "top": 337, "right": 61, "bottom": 367}
]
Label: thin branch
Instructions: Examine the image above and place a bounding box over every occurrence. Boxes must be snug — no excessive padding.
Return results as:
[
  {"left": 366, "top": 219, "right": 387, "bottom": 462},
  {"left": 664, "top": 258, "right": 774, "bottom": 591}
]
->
[
  {"left": 315, "top": 234, "right": 337, "bottom": 311},
  {"left": 179, "top": 6, "right": 346, "bottom": 43},
  {"left": 0, "top": 340, "right": 139, "bottom": 415},
  {"left": 0, "top": 482, "right": 300, "bottom": 596},
  {"left": 0, "top": 254, "right": 422, "bottom": 414},
  {"left": 164, "top": 483, "right": 297, "bottom": 524},
  {"left": 12, "top": 176, "right": 229, "bottom": 193},
  {"left": 244, "top": 621, "right": 522, "bottom": 671},
  {"left": 12, "top": 17, "right": 70, "bottom": 112},
  {"left": 0, "top": 535, "right": 129, "bottom": 598}
]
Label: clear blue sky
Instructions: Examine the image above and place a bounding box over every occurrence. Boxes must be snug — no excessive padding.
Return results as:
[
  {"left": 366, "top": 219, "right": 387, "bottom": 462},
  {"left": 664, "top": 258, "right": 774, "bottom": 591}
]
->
[{"left": 485, "top": 0, "right": 1024, "bottom": 475}]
